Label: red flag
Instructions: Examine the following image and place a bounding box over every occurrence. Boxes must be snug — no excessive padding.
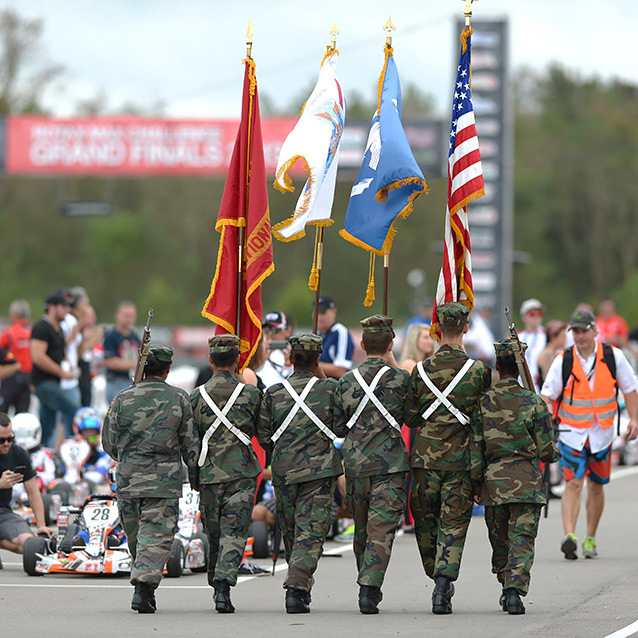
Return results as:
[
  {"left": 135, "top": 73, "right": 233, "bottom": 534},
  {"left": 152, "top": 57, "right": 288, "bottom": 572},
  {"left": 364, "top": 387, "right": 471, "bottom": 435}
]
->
[
  {"left": 430, "top": 28, "right": 484, "bottom": 339},
  {"left": 202, "top": 58, "right": 274, "bottom": 370}
]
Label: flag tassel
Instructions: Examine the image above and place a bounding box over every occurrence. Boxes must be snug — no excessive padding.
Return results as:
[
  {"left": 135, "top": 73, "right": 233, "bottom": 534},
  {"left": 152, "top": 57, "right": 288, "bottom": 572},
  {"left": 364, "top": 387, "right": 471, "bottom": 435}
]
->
[
  {"left": 308, "top": 226, "right": 321, "bottom": 291},
  {"left": 364, "top": 253, "right": 376, "bottom": 307}
]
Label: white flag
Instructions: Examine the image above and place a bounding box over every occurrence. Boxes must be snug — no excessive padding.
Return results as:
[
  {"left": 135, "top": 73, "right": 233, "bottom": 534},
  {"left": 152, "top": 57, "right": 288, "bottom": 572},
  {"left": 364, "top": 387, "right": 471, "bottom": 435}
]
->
[{"left": 272, "top": 50, "right": 346, "bottom": 241}]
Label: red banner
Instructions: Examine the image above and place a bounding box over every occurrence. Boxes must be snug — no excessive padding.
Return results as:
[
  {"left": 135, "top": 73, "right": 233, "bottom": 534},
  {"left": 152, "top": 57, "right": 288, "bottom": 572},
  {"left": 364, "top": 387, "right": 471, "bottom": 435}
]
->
[{"left": 5, "top": 115, "right": 296, "bottom": 176}]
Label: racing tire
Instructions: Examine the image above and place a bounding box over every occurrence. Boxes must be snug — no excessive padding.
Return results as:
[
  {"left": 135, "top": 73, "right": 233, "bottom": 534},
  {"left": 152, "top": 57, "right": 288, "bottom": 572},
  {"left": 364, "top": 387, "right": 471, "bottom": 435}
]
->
[
  {"left": 166, "top": 539, "right": 184, "bottom": 578},
  {"left": 41, "top": 494, "right": 53, "bottom": 526},
  {"left": 248, "top": 521, "right": 271, "bottom": 559},
  {"left": 190, "top": 532, "right": 209, "bottom": 573},
  {"left": 23, "top": 536, "right": 47, "bottom": 576}
]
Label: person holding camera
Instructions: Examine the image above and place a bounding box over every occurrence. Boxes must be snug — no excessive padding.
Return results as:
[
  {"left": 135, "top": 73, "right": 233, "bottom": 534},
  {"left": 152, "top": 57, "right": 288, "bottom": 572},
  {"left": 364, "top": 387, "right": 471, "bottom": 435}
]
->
[
  {"left": 258, "top": 311, "right": 294, "bottom": 389},
  {"left": 0, "top": 412, "right": 53, "bottom": 567}
]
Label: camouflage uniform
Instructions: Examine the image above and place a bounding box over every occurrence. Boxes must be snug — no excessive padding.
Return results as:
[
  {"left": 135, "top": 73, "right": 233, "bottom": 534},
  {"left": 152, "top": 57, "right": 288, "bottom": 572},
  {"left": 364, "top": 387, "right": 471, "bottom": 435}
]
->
[
  {"left": 472, "top": 340, "right": 560, "bottom": 596},
  {"left": 190, "top": 335, "right": 262, "bottom": 588},
  {"left": 102, "top": 345, "right": 200, "bottom": 589},
  {"left": 257, "top": 334, "right": 342, "bottom": 594},
  {"left": 405, "top": 304, "right": 491, "bottom": 582},
  {"left": 333, "top": 315, "right": 409, "bottom": 589}
]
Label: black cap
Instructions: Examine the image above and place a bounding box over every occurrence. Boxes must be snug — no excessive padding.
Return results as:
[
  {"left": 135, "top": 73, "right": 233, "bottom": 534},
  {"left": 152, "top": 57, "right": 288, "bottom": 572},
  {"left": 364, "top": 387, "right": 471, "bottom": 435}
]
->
[
  {"left": 262, "top": 311, "right": 289, "bottom": 330},
  {"left": 313, "top": 294, "right": 336, "bottom": 313}
]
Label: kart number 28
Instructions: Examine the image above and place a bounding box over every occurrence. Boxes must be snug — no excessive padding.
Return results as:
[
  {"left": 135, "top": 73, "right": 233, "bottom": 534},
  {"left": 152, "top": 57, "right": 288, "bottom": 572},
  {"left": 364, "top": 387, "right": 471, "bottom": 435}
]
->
[{"left": 89, "top": 507, "right": 112, "bottom": 521}]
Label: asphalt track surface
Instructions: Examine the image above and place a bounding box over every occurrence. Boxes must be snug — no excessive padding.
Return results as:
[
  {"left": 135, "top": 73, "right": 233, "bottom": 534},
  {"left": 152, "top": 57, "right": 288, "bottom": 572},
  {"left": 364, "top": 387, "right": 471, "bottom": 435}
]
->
[{"left": 2, "top": 467, "right": 638, "bottom": 638}]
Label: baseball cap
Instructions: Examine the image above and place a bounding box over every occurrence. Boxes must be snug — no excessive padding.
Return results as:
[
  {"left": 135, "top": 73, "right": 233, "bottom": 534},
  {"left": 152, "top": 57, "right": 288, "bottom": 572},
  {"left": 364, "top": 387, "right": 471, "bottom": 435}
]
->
[
  {"left": 262, "top": 311, "right": 289, "bottom": 331},
  {"left": 148, "top": 345, "right": 174, "bottom": 362},
  {"left": 569, "top": 309, "right": 596, "bottom": 330},
  {"left": 289, "top": 333, "right": 323, "bottom": 352},
  {"left": 360, "top": 314, "right": 395, "bottom": 336},
  {"left": 437, "top": 302, "right": 470, "bottom": 326},
  {"left": 313, "top": 295, "right": 336, "bottom": 313},
  {"left": 520, "top": 298, "right": 544, "bottom": 316},
  {"left": 208, "top": 334, "right": 240, "bottom": 353}
]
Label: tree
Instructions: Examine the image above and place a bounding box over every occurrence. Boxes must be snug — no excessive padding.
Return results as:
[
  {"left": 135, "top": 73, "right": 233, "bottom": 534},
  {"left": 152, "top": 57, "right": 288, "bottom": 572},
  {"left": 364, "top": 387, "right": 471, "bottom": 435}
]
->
[{"left": 0, "top": 9, "right": 64, "bottom": 114}]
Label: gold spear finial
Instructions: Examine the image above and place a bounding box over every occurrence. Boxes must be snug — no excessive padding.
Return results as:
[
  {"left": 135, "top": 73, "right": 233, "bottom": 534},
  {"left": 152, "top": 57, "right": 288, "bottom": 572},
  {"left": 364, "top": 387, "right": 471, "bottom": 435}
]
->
[
  {"left": 246, "top": 19, "right": 254, "bottom": 58},
  {"left": 329, "top": 20, "right": 339, "bottom": 50},
  {"left": 383, "top": 15, "right": 396, "bottom": 47},
  {"left": 462, "top": 0, "right": 478, "bottom": 27}
]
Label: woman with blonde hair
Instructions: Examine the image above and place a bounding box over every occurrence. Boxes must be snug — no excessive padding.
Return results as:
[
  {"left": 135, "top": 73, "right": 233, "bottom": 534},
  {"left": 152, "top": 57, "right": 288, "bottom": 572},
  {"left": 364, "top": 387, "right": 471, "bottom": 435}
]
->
[{"left": 399, "top": 323, "right": 435, "bottom": 373}]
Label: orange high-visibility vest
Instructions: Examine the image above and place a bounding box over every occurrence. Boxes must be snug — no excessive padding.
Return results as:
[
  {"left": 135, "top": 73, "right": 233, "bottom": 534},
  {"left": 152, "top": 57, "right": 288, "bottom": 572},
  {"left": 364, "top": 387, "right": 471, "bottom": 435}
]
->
[{"left": 557, "top": 343, "right": 618, "bottom": 429}]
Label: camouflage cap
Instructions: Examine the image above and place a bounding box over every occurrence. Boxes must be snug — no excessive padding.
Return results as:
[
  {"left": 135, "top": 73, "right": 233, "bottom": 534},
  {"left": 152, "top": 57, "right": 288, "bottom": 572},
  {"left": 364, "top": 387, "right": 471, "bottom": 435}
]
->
[
  {"left": 360, "top": 314, "right": 395, "bottom": 336},
  {"left": 149, "top": 344, "right": 174, "bottom": 362},
  {"left": 569, "top": 309, "right": 596, "bottom": 330},
  {"left": 208, "top": 334, "right": 240, "bottom": 353},
  {"left": 289, "top": 333, "right": 323, "bottom": 352},
  {"left": 437, "top": 302, "right": 470, "bottom": 326},
  {"left": 493, "top": 339, "right": 528, "bottom": 357}
]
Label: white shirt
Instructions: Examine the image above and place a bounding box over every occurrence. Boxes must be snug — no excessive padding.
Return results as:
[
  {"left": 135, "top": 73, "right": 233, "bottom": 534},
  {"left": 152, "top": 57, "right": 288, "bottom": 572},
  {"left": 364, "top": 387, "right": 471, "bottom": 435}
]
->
[
  {"left": 541, "top": 345, "right": 638, "bottom": 452},
  {"left": 60, "top": 313, "right": 80, "bottom": 391},
  {"left": 257, "top": 349, "right": 293, "bottom": 389},
  {"left": 519, "top": 328, "right": 547, "bottom": 392}
]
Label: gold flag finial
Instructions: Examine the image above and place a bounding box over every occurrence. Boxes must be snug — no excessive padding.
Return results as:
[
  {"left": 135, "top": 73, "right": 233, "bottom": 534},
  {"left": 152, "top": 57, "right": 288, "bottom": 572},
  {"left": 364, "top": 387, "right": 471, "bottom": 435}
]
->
[
  {"left": 383, "top": 15, "right": 396, "bottom": 46},
  {"left": 246, "top": 19, "right": 254, "bottom": 58},
  {"left": 462, "top": 0, "right": 477, "bottom": 27},
  {"left": 329, "top": 20, "right": 339, "bottom": 50}
]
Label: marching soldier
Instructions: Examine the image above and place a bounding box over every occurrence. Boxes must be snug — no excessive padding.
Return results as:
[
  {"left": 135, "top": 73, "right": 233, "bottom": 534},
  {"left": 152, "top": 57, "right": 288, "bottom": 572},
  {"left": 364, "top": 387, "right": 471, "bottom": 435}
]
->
[
  {"left": 257, "top": 334, "right": 342, "bottom": 614},
  {"left": 405, "top": 302, "right": 491, "bottom": 614},
  {"left": 333, "top": 315, "right": 410, "bottom": 614},
  {"left": 472, "top": 340, "right": 560, "bottom": 614},
  {"left": 102, "top": 345, "right": 200, "bottom": 614},
  {"left": 190, "top": 335, "right": 262, "bottom": 613}
]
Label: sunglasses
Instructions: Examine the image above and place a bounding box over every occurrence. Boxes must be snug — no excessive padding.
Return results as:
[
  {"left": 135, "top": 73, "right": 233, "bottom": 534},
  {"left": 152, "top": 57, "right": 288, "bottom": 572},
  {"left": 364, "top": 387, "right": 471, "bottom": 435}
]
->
[
  {"left": 526, "top": 309, "right": 543, "bottom": 317},
  {"left": 0, "top": 435, "right": 15, "bottom": 444}
]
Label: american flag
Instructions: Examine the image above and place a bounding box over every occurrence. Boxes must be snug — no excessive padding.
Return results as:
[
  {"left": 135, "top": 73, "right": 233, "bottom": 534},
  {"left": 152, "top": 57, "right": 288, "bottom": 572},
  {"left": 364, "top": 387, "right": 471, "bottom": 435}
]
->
[{"left": 430, "top": 27, "right": 485, "bottom": 338}]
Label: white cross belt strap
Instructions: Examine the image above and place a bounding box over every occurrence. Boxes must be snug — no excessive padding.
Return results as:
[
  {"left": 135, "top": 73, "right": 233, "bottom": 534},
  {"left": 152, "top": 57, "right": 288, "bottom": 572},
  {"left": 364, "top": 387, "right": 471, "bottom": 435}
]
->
[
  {"left": 197, "top": 383, "right": 251, "bottom": 467},
  {"left": 346, "top": 366, "right": 401, "bottom": 432},
  {"left": 417, "top": 358, "right": 475, "bottom": 425},
  {"left": 271, "top": 377, "right": 338, "bottom": 443}
]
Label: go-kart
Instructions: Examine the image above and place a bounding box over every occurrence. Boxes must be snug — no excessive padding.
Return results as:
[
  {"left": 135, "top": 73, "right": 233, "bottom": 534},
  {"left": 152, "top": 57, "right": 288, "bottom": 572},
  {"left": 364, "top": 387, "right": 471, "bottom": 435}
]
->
[
  {"left": 167, "top": 484, "right": 208, "bottom": 577},
  {"left": 23, "top": 493, "right": 130, "bottom": 576}
]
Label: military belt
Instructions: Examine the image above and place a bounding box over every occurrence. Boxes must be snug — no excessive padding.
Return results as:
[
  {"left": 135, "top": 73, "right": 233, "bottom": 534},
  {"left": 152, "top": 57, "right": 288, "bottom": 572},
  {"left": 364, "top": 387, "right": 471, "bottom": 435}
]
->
[
  {"left": 346, "top": 366, "right": 401, "bottom": 432},
  {"left": 196, "top": 383, "right": 251, "bottom": 467},
  {"left": 417, "top": 358, "right": 474, "bottom": 425},
  {"left": 271, "top": 377, "right": 337, "bottom": 443}
]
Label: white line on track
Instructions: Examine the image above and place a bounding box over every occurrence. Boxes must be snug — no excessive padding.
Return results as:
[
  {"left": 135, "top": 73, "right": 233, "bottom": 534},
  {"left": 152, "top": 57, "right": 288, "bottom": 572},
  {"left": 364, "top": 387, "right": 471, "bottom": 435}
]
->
[
  {"left": 0, "top": 543, "right": 352, "bottom": 588},
  {"left": 604, "top": 619, "right": 638, "bottom": 638}
]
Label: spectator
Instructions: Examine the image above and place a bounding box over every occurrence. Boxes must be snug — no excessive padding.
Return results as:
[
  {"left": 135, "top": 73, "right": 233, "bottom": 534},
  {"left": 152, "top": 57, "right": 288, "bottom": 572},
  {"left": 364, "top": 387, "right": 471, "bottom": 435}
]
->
[
  {"left": 518, "top": 299, "right": 547, "bottom": 391},
  {"left": 464, "top": 308, "right": 496, "bottom": 366},
  {"left": 0, "top": 412, "right": 53, "bottom": 564},
  {"left": 77, "top": 302, "right": 104, "bottom": 407},
  {"left": 0, "top": 299, "right": 33, "bottom": 414},
  {"left": 59, "top": 288, "right": 84, "bottom": 436},
  {"left": 258, "top": 311, "right": 293, "bottom": 388},
  {"left": 400, "top": 323, "right": 434, "bottom": 373},
  {"left": 0, "top": 347, "right": 20, "bottom": 384},
  {"left": 103, "top": 301, "right": 141, "bottom": 404},
  {"left": 403, "top": 302, "right": 433, "bottom": 336},
  {"left": 596, "top": 299, "right": 629, "bottom": 347},
  {"left": 537, "top": 320, "right": 567, "bottom": 387},
  {"left": 31, "top": 292, "right": 79, "bottom": 448},
  {"left": 314, "top": 295, "right": 354, "bottom": 379}
]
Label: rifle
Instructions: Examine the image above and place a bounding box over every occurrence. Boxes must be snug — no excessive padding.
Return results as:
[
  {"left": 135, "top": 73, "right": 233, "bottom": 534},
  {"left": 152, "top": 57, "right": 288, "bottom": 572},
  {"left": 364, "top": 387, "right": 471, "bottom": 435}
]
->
[
  {"left": 504, "top": 306, "right": 552, "bottom": 517},
  {"left": 133, "top": 308, "right": 153, "bottom": 385}
]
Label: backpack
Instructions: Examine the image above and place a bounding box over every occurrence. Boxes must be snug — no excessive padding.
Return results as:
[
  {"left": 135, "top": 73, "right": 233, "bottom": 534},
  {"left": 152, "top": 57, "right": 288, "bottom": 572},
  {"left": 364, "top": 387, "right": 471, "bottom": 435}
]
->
[{"left": 558, "top": 343, "right": 620, "bottom": 434}]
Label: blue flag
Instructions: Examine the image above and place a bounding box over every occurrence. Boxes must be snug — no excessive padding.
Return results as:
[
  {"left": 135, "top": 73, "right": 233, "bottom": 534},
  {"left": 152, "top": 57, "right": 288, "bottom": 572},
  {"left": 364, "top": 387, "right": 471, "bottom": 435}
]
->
[{"left": 340, "top": 47, "right": 427, "bottom": 260}]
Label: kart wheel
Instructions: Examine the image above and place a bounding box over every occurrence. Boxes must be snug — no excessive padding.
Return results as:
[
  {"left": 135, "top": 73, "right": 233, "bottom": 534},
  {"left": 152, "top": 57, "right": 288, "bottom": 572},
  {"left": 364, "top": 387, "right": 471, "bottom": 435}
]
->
[
  {"left": 41, "top": 494, "right": 53, "bottom": 526},
  {"left": 190, "top": 532, "right": 209, "bottom": 573},
  {"left": 23, "top": 536, "right": 47, "bottom": 576},
  {"left": 166, "top": 539, "right": 184, "bottom": 577},
  {"left": 248, "top": 521, "right": 271, "bottom": 559}
]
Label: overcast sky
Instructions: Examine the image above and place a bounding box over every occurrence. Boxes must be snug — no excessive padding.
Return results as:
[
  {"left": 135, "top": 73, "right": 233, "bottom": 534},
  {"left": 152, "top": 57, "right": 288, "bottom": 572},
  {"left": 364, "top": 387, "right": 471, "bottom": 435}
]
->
[{"left": 2, "top": 0, "right": 633, "bottom": 119}]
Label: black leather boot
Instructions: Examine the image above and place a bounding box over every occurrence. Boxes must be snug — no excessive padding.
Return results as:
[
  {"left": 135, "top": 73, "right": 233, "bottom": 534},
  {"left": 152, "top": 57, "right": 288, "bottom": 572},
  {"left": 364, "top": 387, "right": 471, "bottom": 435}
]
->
[
  {"left": 431, "top": 576, "right": 454, "bottom": 614},
  {"left": 285, "top": 587, "right": 310, "bottom": 614},
  {"left": 213, "top": 580, "right": 235, "bottom": 613},
  {"left": 505, "top": 588, "right": 525, "bottom": 615},
  {"left": 359, "top": 585, "right": 383, "bottom": 614},
  {"left": 499, "top": 589, "right": 507, "bottom": 612},
  {"left": 131, "top": 582, "right": 156, "bottom": 614}
]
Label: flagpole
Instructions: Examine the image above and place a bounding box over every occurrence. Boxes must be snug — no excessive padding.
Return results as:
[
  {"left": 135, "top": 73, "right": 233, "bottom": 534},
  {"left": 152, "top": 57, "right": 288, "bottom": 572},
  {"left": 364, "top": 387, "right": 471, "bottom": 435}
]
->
[
  {"left": 312, "top": 21, "right": 339, "bottom": 335},
  {"left": 381, "top": 17, "right": 395, "bottom": 318},
  {"left": 236, "top": 20, "right": 254, "bottom": 343}
]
